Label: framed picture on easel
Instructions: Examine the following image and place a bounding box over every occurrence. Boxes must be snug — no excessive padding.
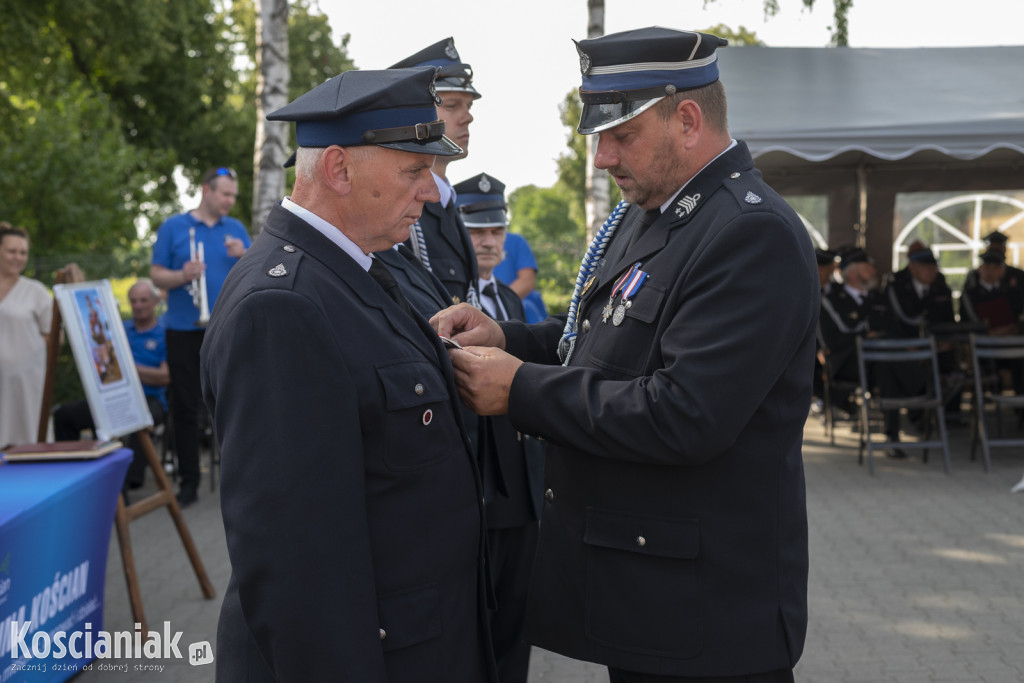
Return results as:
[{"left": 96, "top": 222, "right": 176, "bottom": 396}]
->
[{"left": 54, "top": 280, "right": 153, "bottom": 440}]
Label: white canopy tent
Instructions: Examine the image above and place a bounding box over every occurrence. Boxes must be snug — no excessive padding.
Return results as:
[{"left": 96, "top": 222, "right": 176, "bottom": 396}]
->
[{"left": 717, "top": 45, "right": 1024, "bottom": 270}]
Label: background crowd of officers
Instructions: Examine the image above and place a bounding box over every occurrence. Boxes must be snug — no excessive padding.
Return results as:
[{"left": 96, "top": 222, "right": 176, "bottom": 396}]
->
[{"left": 816, "top": 231, "right": 1024, "bottom": 451}]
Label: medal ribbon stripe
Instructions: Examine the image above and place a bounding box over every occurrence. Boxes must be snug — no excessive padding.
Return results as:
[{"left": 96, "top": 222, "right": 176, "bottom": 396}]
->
[{"left": 621, "top": 266, "right": 648, "bottom": 301}]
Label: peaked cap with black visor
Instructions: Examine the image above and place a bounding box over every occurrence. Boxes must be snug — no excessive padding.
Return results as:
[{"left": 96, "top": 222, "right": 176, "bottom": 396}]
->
[
  {"left": 453, "top": 173, "right": 508, "bottom": 228},
  {"left": 269, "top": 67, "right": 462, "bottom": 167},
  {"left": 388, "top": 37, "right": 481, "bottom": 99},
  {"left": 575, "top": 27, "right": 728, "bottom": 135}
]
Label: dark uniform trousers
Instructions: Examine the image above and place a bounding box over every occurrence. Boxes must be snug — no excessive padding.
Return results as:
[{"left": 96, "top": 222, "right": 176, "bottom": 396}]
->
[
  {"left": 377, "top": 243, "right": 544, "bottom": 683},
  {"left": 500, "top": 143, "right": 812, "bottom": 679},
  {"left": 166, "top": 328, "right": 205, "bottom": 490}
]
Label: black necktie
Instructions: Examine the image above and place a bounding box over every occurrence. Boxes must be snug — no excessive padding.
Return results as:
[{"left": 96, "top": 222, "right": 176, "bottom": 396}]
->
[
  {"left": 628, "top": 208, "right": 662, "bottom": 249},
  {"left": 369, "top": 259, "right": 413, "bottom": 316},
  {"left": 482, "top": 282, "right": 505, "bottom": 321}
]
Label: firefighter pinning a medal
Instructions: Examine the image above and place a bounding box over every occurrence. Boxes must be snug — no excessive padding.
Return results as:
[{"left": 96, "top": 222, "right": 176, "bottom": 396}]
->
[{"left": 433, "top": 26, "right": 817, "bottom": 683}]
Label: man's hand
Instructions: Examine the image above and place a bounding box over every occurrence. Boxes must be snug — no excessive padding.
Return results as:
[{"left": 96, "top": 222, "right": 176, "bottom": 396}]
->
[
  {"left": 431, "top": 303, "right": 506, "bottom": 349},
  {"left": 449, "top": 346, "right": 523, "bottom": 415},
  {"left": 224, "top": 236, "right": 246, "bottom": 258},
  {"left": 181, "top": 259, "right": 206, "bottom": 281}
]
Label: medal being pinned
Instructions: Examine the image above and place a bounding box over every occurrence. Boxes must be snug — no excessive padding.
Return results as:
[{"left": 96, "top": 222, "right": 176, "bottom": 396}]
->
[{"left": 603, "top": 262, "right": 649, "bottom": 326}]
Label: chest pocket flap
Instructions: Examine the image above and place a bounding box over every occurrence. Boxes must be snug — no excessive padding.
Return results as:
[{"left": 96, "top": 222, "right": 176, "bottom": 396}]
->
[
  {"left": 376, "top": 360, "right": 448, "bottom": 410},
  {"left": 584, "top": 507, "right": 699, "bottom": 560}
]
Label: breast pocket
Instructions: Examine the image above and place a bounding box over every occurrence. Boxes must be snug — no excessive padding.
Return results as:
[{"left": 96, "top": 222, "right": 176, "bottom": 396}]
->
[
  {"left": 585, "top": 283, "right": 667, "bottom": 379},
  {"left": 375, "top": 360, "right": 456, "bottom": 471},
  {"left": 583, "top": 507, "right": 701, "bottom": 658}
]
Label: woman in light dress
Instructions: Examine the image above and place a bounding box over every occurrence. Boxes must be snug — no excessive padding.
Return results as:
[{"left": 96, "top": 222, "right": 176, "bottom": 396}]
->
[{"left": 0, "top": 223, "right": 53, "bottom": 448}]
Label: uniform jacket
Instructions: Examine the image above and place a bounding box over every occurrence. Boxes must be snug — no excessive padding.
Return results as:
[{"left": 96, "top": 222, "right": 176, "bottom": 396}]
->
[
  {"left": 883, "top": 268, "right": 954, "bottom": 338},
  {"left": 374, "top": 243, "right": 455, "bottom": 318},
  {"left": 500, "top": 142, "right": 816, "bottom": 677},
  {"left": 200, "top": 204, "right": 495, "bottom": 683},
  {"left": 410, "top": 200, "right": 479, "bottom": 303},
  {"left": 819, "top": 285, "right": 892, "bottom": 379},
  {"left": 961, "top": 277, "right": 1024, "bottom": 331}
]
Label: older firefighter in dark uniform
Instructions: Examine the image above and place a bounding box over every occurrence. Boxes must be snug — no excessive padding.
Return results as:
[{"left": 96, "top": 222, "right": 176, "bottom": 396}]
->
[
  {"left": 435, "top": 27, "right": 814, "bottom": 683},
  {"left": 821, "top": 249, "right": 925, "bottom": 454},
  {"left": 201, "top": 68, "right": 496, "bottom": 683},
  {"left": 455, "top": 172, "right": 545, "bottom": 683},
  {"left": 389, "top": 38, "right": 481, "bottom": 306}
]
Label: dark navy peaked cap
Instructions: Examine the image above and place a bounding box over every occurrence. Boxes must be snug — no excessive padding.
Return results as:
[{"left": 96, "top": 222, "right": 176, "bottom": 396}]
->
[
  {"left": 453, "top": 173, "right": 508, "bottom": 228},
  {"left": 268, "top": 67, "right": 461, "bottom": 162},
  {"left": 574, "top": 27, "right": 728, "bottom": 134},
  {"left": 389, "top": 37, "right": 481, "bottom": 99}
]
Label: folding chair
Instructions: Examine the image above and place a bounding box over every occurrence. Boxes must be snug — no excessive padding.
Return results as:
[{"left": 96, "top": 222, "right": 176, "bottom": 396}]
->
[
  {"left": 817, "top": 327, "right": 860, "bottom": 445},
  {"left": 968, "top": 334, "right": 1024, "bottom": 472},
  {"left": 855, "top": 336, "right": 951, "bottom": 475}
]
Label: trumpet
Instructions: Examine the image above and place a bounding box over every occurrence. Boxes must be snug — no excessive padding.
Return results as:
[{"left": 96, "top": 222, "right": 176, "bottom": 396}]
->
[{"left": 188, "top": 227, "right": 212, "bottom": 327}]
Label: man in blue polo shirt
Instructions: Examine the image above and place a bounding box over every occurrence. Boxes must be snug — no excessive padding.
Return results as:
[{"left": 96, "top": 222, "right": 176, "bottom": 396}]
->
[
  {"left": 150, "top": 166, "right": 251, "bottom": 506},
  {"left": 54, "top": 279, "right": 170, "bottom": 492}
]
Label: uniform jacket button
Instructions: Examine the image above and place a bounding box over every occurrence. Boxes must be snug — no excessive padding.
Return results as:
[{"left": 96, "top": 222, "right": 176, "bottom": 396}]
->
[
  {"left": 544, "top": 488, "right": 554, "bottom": 502},
  {"left": 414, "top": 383, "right": 425, "bottom": 395},
  {"left": 636, "top": 536, "right": 646, "bottom": 547},
  {"left": 582, "top": 319, "right": 591, "bottom": 333},
  {"left": 379, "top": 628, "right": 386, "bottom": 640}
]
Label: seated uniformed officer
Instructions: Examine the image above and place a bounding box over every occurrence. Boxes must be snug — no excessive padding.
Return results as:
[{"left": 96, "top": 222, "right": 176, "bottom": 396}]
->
[
  {"left": 455, "top": 172, "right": 545, "bottom": 683},
  {"left": 963, "top": 230, "right": 1024, "bottom": 293},
  {"left": 821, "top": 249, "right": 927, "bottom": 454},
  {"left": 201, "top": 68, "right": 497, "bottom": 683},
  {"left": 389, "top": 38, "right": 482, "bottom": 307}
]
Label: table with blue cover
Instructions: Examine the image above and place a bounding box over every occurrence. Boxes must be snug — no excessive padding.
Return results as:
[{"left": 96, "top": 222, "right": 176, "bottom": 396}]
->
[{"left": 0, "top": 448, "right": 131, "bottom": 683}]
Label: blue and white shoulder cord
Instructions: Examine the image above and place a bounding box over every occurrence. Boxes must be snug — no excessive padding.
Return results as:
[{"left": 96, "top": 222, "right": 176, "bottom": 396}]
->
[
  {"left": 409, "top": 220, "right": 481, "bottom": 309},
  {"left": 409, "top": 221, "right": 432, "bottom": 272},
  {"left": 558, "top": 200, "right": 631, "bottom": 365}
]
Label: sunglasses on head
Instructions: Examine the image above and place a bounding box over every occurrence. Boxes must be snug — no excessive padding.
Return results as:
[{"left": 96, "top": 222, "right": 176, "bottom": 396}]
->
[{"left": 216, "top": 167, "right": 237, "bottom": 180}]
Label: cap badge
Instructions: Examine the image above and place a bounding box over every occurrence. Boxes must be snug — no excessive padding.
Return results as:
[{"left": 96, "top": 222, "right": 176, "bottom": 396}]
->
[
  {"left": 268, "top": 263, "right": 288, "bottom": 277},
  {"left": 744, "top": 191, "right": 763, "bottom": 205},
  {"left": 478, "top": 175, "right": 491, "bottom": 193},
  {"left": 576, "top": 44, "right": 592, "bottom": 75},
  {"left": 675, "top": 193, "right": 701, "bottom": 218},
  {"left": 444, "top": 40, "right": 459, "bottom": 60}
]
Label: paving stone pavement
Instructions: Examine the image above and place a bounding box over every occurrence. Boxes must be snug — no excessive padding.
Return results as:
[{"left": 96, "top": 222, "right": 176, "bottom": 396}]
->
[{"left": 74, "top": 414, "right": 1024, "bottom": 682}]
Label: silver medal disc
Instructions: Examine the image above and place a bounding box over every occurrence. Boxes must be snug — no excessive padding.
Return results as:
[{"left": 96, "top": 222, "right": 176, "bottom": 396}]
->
[{"left": 612, "top": 303, "right": 626, "bottom": 326}]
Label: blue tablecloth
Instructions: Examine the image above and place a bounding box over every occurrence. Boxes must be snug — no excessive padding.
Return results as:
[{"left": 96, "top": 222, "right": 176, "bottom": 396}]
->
[{"left": 0, "top": 449, "right": 131, "bottom": 683}]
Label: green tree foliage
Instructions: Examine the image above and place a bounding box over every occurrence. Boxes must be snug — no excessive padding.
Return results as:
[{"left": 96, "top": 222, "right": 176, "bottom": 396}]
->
[{"left": 0, "top": 0, "right": 353, "bottom": 283}]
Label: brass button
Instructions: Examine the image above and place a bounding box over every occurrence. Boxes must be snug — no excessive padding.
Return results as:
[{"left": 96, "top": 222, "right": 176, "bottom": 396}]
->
[
  {"left": 636, "top": 536, "right": 646, "bottom": 547},
  {"left": 414, "top": 383, "right": 425, "bottom": 395},
  {"left": 582, "top": 319, "right": 591, "bottom": 333},
  {"left": 545, "top": 489, "right": 554, "bottom": 502},
  {"left": 379, "top": 628, "right": 386, "bottom": 640}
]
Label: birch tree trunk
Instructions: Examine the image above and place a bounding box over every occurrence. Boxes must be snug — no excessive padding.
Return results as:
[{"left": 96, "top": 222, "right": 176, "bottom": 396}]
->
[
  {"left": 252, "top": 0, "right": 290, "bottom": 235},
  {"left": 584, "top": 0, "right": 610, "bottom": 242}
]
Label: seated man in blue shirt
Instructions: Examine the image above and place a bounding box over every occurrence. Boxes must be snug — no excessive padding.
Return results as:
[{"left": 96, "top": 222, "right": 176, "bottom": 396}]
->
[{"left": 54, "top": 278, "right": 169, "bottom": 491}]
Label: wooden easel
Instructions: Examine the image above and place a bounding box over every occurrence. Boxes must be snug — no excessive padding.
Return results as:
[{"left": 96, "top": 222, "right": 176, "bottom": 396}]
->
[{"left": 38, "top": 267, "right": 215, "bottom": 634}]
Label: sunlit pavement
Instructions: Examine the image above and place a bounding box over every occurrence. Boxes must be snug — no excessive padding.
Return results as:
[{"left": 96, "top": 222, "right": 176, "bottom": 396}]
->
[{"left": 79, "top": 413, "right": 1024, "bottom": 682}]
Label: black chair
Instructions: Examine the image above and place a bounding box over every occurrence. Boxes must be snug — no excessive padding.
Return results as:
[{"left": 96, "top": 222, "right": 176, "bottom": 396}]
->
[
  {"left": 817, "top": 327, "right": 860, "bottom": 445},
  {"left": 968, "top": 334, "right": 1024, "bottom": 472},
  {"left": 855, "top": 336, "right": 951, "bottom": 475}
]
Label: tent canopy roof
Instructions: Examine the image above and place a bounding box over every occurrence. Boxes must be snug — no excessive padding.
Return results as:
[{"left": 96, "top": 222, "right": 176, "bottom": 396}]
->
[{"left": 718, "top": 46, "right": 1024, "bottom": 167}]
